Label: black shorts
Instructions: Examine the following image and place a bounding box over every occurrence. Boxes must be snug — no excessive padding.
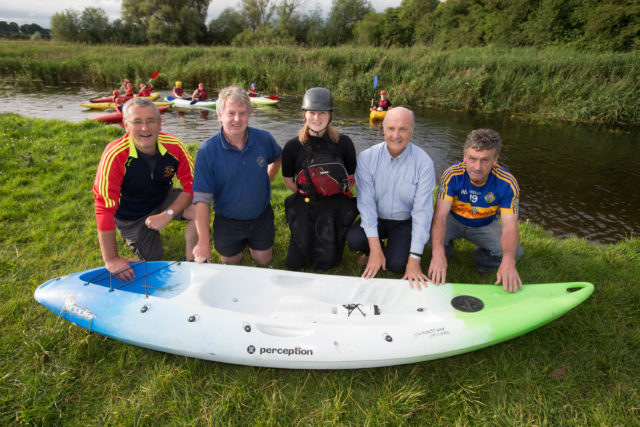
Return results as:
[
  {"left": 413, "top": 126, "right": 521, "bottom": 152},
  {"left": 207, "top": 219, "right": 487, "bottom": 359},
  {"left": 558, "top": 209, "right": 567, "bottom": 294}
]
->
[{"left": 213, "top": 205, "right": 275, "bottom": 257}]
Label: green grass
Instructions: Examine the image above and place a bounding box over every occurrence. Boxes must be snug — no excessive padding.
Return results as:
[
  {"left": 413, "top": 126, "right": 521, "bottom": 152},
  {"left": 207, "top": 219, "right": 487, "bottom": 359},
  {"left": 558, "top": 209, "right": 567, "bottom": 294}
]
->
[
  {"left": 1, "top": 114, "right": 639, "bottom": 424},
  {"left": 1, "top": 40, "right": 639, "bottom": 127}
]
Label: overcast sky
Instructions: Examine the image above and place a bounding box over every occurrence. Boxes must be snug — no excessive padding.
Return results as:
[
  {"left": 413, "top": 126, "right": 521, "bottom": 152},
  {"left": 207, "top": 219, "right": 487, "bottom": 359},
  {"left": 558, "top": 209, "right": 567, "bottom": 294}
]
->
[{"left": 0, "top": 0, "right": 403, "bottom": 28}]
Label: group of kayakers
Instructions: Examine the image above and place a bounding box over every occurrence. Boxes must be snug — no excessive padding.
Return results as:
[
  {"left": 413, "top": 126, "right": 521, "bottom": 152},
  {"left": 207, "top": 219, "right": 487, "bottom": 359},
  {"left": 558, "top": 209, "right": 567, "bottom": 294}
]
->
[
  {"left": 109, "top": 78, "right": 156, "bottom": 110},
  {"left": 93, "top": 83, "right": 524, "bottom": 293},
  {"left": 171, "top": 81, "right": 208, "bottom": 101}
]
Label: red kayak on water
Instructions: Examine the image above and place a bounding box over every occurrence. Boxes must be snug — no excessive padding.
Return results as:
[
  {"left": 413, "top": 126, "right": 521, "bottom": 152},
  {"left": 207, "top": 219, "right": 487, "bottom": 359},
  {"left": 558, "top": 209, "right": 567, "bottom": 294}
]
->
[
  {"left": 91, "top": 105, "right": 171, "bottom": 124},
  {"left": 90, "top": 92, "right": 160, "bottom": 103}
]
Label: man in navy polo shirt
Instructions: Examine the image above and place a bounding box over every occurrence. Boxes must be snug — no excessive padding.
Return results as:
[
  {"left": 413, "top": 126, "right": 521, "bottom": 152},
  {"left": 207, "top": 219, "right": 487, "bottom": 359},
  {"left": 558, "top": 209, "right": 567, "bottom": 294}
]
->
[{"left": 192, "top": 86, "right": 282, "bottom": 265}]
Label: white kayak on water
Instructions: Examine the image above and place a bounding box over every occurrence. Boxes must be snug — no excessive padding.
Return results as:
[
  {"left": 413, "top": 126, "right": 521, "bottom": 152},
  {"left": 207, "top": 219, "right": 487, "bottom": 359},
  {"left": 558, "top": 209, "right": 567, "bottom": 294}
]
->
[
  {"left": 34, "top": 261, "right": 593, "bottom": 370},
  {"left": 167, "top": 96, "right": 216, "bottom": 109}
]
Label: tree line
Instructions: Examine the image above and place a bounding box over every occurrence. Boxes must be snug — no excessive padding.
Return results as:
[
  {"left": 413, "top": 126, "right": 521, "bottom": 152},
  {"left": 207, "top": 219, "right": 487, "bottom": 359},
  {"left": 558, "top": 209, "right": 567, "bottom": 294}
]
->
[
  {"left": 43, "top": 0, "right": 639, "bottom": 51},
  {"left": 0, "top": 21, "right": 50, "bottom": 40}
]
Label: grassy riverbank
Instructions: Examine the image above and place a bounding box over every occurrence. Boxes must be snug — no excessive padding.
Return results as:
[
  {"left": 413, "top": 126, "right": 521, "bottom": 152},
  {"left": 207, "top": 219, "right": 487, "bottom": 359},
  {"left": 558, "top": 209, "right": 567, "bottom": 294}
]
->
[
  {"left": 1, "top": 115, "right": 639, "bottom": 424},
  {"left": 1, "top": 40, "right": 638, "bottom": 127}
]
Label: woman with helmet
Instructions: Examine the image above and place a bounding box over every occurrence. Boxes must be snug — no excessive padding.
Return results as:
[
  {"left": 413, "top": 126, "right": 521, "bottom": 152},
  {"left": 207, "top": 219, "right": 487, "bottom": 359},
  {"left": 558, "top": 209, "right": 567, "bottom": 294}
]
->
[
  {"left": 371, "top": 90, "right": 392, "bottom": 111},
  {"left": 281, "top": 87, "right": 358, "bottom": 271},
  {"left": 172, "top": 81, "right": 184, "bottom": 98}
]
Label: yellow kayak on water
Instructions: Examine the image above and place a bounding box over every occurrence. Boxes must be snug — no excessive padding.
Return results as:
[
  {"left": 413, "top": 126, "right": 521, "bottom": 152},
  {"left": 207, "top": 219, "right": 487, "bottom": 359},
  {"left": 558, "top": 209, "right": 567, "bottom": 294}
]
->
[{"left": 369, "top": 109, "right": 387, "bottom": 122}]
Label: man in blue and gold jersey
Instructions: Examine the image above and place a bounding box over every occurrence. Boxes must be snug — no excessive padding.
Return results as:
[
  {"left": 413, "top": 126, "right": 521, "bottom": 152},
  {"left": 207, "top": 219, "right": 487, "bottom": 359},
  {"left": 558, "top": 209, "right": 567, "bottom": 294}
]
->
[{"left": 428, "top": 129, "right": 524, "bottom": 292}]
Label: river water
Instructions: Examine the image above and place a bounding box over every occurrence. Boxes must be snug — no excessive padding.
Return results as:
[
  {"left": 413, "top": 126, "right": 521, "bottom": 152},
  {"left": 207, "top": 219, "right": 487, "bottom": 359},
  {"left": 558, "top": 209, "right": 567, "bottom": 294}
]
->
[{"left": 1, "top": 85, "right": 638, "bottom": 244}]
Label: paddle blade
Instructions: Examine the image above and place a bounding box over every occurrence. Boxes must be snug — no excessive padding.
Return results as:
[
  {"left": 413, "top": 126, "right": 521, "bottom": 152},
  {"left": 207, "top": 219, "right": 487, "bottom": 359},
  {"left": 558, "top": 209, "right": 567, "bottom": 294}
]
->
[
  {"left": 151, "top": 71, "right": 159, "bottom": 80},
  {"left": 374, "top": 75, "right": 378, "bottom": 88},
  {"left": 166, "top": 96, "right": 175, "bottom": 101},
  {"left": 268, "top": 95, "right": 279, "bottom": 100},
  {"left": 190, "top": 99, "right": 198, "bottom": 105}
]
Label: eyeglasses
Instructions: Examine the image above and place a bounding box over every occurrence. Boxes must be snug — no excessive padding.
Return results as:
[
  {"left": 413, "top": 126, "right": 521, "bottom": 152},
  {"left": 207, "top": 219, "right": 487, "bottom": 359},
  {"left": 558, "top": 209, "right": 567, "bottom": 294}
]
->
[{"left": 127, "top": 119, "right": 159, "bottom": 126}]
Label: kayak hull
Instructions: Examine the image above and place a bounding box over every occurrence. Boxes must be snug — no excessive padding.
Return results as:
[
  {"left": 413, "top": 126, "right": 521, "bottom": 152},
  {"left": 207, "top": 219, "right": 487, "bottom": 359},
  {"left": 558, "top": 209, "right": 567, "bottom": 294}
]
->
[
  {"left": 34, "top": 261, "right": 593, "bottom": 369},
  {"left": 90, "top": 105, "right": 170, "bottom": 123},
  {"left": 170, "top": 98, "right": 217, "bottom": 109},
  {"left": 370, "top": 109, "right": 387, "bottom": 122},
  {"left": 250, "top": 96, "right": 279, "bottom": 105},
  {"left": 82, "top": 100, "right": 173, "bottom": 111},
  {"left": 90, "top": 92, "right": 160, "bottom": 103}
]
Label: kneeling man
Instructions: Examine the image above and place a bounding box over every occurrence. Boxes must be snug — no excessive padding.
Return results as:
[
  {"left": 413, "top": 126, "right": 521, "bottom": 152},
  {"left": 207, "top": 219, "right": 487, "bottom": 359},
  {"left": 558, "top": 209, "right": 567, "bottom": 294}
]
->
[
  {"left": 94, "top": 98, "right": 196, "bottom": 282},
  {"left": 428, "top": 128, "right": 524, "bottom": 292},
  {"left": 346, "top": 107, "right": 435, "bottom": 289}
]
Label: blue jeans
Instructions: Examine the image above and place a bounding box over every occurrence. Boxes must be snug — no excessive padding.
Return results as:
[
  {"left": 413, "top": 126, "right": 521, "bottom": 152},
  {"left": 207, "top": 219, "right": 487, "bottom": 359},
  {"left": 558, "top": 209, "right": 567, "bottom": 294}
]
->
[{"left": 442, "top": 214, "right": 524, "bottom": 272}]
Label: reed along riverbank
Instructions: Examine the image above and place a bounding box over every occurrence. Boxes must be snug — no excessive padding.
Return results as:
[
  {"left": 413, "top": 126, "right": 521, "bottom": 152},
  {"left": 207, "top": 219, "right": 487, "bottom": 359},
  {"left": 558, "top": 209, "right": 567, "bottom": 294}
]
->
[{"left": 0, "top": 40, "right": 638, "bottom": 127}]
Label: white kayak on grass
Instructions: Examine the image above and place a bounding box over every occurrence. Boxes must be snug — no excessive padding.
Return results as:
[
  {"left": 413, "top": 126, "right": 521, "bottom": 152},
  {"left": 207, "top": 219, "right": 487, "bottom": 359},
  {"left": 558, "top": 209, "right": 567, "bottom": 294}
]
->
[{"left": 34, "top": 261, "right": 593, "bottom": 370}]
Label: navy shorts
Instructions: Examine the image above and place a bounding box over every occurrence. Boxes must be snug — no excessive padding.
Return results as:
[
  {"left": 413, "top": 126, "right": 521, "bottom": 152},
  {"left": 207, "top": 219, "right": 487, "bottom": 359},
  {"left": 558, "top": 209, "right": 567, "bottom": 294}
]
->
[{"left": 213, "top": 205, "right": 275, "bottom": 257}]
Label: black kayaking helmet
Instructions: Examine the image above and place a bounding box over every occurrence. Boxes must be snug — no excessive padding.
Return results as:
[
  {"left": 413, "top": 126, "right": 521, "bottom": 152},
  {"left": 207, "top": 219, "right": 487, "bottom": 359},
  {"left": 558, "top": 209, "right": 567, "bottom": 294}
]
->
[{"left": 301, "top": 87, "right": 333, "bottom": 111}]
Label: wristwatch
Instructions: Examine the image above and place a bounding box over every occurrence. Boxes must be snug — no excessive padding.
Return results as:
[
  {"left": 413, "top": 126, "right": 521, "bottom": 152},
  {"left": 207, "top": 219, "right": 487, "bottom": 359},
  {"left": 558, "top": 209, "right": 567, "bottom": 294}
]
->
[
  {"left": 165, "top": 209, "right": 175, "bottom": 217},
  {"left": 409, "top": 252, "right": 421, "bottom": 260}
]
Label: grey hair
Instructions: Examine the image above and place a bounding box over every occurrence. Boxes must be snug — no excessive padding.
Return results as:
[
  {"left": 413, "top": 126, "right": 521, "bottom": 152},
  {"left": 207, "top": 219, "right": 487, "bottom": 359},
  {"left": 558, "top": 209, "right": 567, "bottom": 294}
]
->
[
  {"left": 122, "top": 97, "right": 160, "bottom": 121},
  {"left": 216, "top": 86, "right": 252, "bottom": 120},
  {"left": 463, "top": 129, "right": 502, "bottom": 157},
  {"left": 382, "top": 106, "right": 415, "bottom": 131}
]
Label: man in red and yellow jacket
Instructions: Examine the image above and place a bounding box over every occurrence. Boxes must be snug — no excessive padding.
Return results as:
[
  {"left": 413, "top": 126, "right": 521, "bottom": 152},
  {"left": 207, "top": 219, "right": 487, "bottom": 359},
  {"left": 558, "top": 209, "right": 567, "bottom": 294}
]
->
[{"left": 93, "top": 97, "right": 196, "bottom": 281}]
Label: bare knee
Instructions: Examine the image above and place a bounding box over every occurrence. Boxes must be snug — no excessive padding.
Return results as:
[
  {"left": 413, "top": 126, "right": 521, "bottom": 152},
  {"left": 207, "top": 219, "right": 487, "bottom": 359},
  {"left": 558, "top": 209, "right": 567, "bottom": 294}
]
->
[
  {"left": 221, "top": 253, "right": 242, "bottom": 265},
  {"left": 251, "top": 248, "right": 272, "bottom": 265}
]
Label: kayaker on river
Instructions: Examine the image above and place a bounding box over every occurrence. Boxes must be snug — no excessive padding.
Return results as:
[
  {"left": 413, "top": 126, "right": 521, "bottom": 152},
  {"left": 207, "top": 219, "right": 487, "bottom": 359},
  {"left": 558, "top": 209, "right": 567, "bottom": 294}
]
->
[
  {"left": 191, "top": 82, "right": 207, "bottom": 101},
  {"left": 119, "top": 78, "right": 130, "bottom": 92},
  {"left": 124, "top": 81, "right": 135, "bottom": 97},
  {"left": 137, "top": 82, "right": 153, "bottom": 97},
  {"left": 172, "top": 81, "right": 184, "bottom": 98},
  {"left": 371, "top": 90, "right": 392, "bottom": 111},
  {"left": 248, "top": 83, "right": 259, "bottom": 97},
  {"left": 111, "top": 90, "right": 128, "bottom": 112}
]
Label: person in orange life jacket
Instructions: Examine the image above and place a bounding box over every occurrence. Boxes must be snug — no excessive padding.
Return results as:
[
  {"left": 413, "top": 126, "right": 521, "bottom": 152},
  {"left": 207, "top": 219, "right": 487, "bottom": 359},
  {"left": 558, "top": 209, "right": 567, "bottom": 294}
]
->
[
  {"left": 281, "top": 87, "right": 358, "bottom": 271},
  {"left": 93, "top": 97, "right": 197, "bottom": 282},
  {"left": 172, "top": 81, "right": 184, "bottom": 98},
  {"left": 138, "top": 82, "right": 153, "bottom": 97},
  {"left": 371, "top": 90, "right": 392, "bottom": 111},
  {"left": 119, "top": 78, "right": 130, "bottom": 92},
  {"left": 428, "top": 129, "right": 524, "bottom": 293},
  {"left": 111, "top": 90, "right": 128, "bottom": 113},
  {"left": 248, "top": 82, "right": 259, "bottom": 97},
  {"left": 191, "top": 82, "right": 207, "bottom": 101},
  {"left": 124, "top": 81, "right": 135, "bottom": 97}
]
